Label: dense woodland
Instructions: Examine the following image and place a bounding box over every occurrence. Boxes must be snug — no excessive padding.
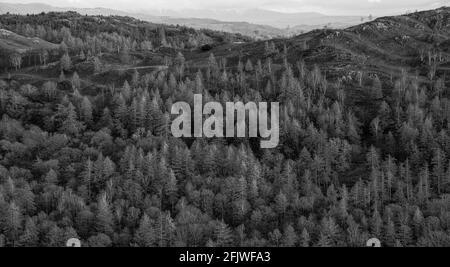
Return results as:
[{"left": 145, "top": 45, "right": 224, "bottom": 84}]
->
[{"left": 0, "top": 10, "right": 449, "bottom": 247}]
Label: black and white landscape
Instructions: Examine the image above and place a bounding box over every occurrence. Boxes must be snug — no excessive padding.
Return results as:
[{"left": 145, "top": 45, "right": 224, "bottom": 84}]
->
[{"left": 0, "top": 1, "right": 449, "bottom": 247}]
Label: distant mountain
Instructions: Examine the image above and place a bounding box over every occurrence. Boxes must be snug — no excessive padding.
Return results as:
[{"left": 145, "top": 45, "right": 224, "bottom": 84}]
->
[
  {"left": 0, "top": 3, "right": 158, "bottom": 18},
  {"left": 0, "top": 3, "right": 365, "bottom": 39},
  {"left": 160, "top": 17, "right": 287, "bottom": 39},
  {"left": 144, "top": 8, "right": 364, "bottom": 29}
]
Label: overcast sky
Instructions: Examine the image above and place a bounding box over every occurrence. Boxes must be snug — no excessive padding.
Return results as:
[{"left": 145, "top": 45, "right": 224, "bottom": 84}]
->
[{"left": 7, "top": 0, "right": 448, "bottom": 15}]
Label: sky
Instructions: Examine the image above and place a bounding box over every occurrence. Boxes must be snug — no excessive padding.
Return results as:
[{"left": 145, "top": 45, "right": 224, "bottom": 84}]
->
[{"left": 5, "top": 0, "right": 449, "bottom": 15}]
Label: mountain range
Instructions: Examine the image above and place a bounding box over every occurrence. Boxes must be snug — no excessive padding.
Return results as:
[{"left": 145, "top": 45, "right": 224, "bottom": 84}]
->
[{"left": 0, "top": 2, "right": 366, "bottom": 39}]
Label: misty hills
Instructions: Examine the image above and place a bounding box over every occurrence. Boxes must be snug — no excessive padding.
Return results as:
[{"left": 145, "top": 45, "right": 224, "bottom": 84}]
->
[
  {"left": 0, "top": 2, "right": 364, "bottom": 39},
  {"left": 148, "top": 8, "right": 363, "bottom": 28}
]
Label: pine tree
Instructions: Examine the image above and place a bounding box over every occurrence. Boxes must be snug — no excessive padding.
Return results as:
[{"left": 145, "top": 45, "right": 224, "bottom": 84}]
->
[
  {"left": 432, "top": 148, "right": 445, "bottom": 194},
  {"left": 99, "top": 107, "right": 113, "bottom": 128},
  {"left": 320, "top": 217, "right": 339, "bottom": 246},
  {"left": 59, "top": 102, "right": 84, "bottom": 136},
  {"left": 418, "top": 164, "right": 430, "bottom": 202},
  {"left": 95, "top": 193, "right": 113, "bottom": 235},
  {"left": 93, "top": 57, "right": 102, "bottom": 73},
  {"left": 269, "top": 229, "right": 283, "bottom": 247},
  {"left": 215, "top": 220, "right": 233, "bottom": 247},
  {"left": 18, "top": 217, "right": 39, "bottom": 247},
  {"left": 370, "top": 209, "right": 382, "bottom": 237},
  {"left": 80, "top": 96, "right": 93, "bottom": 124},
  {"left": 299, "top": 228, "right": 310, "bottom": 247},
  {"left": 345, "top": 216, "right": 362, "bottom": 247},
  {"left": 134, "top": 214, "right": 155, "bottom": 247},
  {"left": 401, "top": 160, "right": 413, "bottom": 200},
  {"left": 102, "top": 157, "right": 115, "bottom": 178},
  {"left": 383, "top": 214, "right": 396, "bottom": 247},
  {"left": 174, "top": 52, "right": 186, "bottom": 78},
  {"left": 59, "top": 71, "right": 66, "bottom": 82},
  {"left": 154, "top": 212, "right": 176, "bottom": 247},
  {"left": 275, "top": 191, "right": 288, "bottom": 217},
  {"left": 194, "top": 70, "right": 204, "bottom": 94},
  {"left": 159, "top": 27, "right": 168, "bottom": 47},
  {"left": 132, "top": 69, "right": 140, "bottom": 87},
  {"left": 45, "top": 169, "right": 58, "bottom": 184},
  {"left": 5, "top": 202, "right": 22, "bottom": 246},
  {"left": 338, "top": 185, "right": 349, "bottom": 219},
  {"left": 165, "top": 169, "right": 178, "bottom": 211},
  {"left": 114, "top": 93, "right": 128, "bottom": 126},
  {"left": 445, "top": 161, "right": 450, "bottom": 193},
  {"left": 245, "top": 59, "right": 254, "bottom": 72},
  {"left": 208, "top": 53, "right": 219, "bottom": 79},
  {"left": 282, "top": 224, "right": 297, "bottom": 247},
  {"left": 72, "top": 72, "right": 81, "bottom": 89},
  {"left": 371, "top": 75, "right": 383, "bottom": 99},
  {"left": 60, "top": 53, "right": 72, "bottom": 71},
  {"left": 366, "top": 146, "right": 380, "bottom": 171}
]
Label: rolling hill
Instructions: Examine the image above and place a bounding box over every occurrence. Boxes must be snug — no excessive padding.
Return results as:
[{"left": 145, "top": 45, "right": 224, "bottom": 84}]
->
[
  {"left": 198, "top": 7, "right": 449, "bottom": 83},
  {"left": 0, "top": 28, "right": 59, "bottom": 70},
  {"left": 1, "top": 6, "right": 448, "bottom": 88},
  {"left": 0, "top": 2, "right": 364, "bottom": 39},
  {"left": 146, "top": 8, "right": 363, "bottom": 29},
  {"left": 0, "top": 29, "right": 58, "bottom": 53}
]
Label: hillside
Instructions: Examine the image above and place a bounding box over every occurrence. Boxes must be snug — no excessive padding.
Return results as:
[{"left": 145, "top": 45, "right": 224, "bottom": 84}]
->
[
  {"left": 0, "top": 7, "right": 448, "bottom": 94},
  {"left": 1, "top": 8, "right": 448, "bottom": 99},
  {"left": 155, "top": 17, "right": 286, "bottom": 40},
  {"left": 0, "top": 3, "right": 364, "bottom": 39},
  {"left": 0, "top": 28, "right": 59, "bottom": 71},
  {"left": 0, "top": 11, "right": 250, "bottom": 80},
  {"left": 0, "top": 29, "right": 58, "bottom": 53},
  {"left": 201, "top": 7, "right": 449, "bottom": 82}
]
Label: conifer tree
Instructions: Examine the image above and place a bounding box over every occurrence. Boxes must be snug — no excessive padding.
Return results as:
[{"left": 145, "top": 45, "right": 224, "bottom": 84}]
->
[
  {"left": 80, "top": 96, "right": 93, "bottom": 124},
  {"left": 134, "top": 214, "right": 155, "bottom": 247},
  {"left": 95, "top": 193, "right": 113, "bottom": 235},
  {"left": 432, "top": 148, "right": 445, "bottom": 194},
  {"left": 282, "top": 224, "right": 297, "bottom": 247},
  {"left": 215, "top": 220, "right": 233, "bottom": 247},
  {"left": 72, "top": 72, "right": 81, "bottom": 89},
  {"left": 299, "top": 228, "right": 310, "bottom": 247},
  {"left": 60, "top": 53, "right": 72, "bottom": 71}
]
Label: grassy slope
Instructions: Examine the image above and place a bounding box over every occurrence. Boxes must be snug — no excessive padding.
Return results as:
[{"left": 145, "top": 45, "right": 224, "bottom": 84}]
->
[{"left": 0, "top": 29, "right": 59, "bottom": 53}]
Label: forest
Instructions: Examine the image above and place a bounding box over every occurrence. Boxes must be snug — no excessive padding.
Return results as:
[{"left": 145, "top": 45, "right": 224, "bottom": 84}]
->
[{"left": 0, "top": 8, "right": 449, "bottom": 247}]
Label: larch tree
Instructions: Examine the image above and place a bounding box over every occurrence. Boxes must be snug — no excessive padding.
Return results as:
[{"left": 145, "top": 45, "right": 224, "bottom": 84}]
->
[
  {"left": 60, "top": 53, "right": 72, "bottom": 71},
  {"left": 214, "top": 220, "right": 233, "bottom": 247}
]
